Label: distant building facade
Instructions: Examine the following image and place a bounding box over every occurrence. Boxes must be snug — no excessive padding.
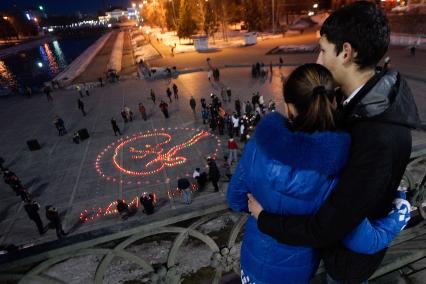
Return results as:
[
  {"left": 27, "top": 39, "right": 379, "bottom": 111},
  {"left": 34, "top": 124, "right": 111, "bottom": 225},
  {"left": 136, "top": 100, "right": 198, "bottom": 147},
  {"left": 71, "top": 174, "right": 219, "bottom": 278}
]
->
[{"left": 99, "top": 8, "right": 140, "bottom": 24}]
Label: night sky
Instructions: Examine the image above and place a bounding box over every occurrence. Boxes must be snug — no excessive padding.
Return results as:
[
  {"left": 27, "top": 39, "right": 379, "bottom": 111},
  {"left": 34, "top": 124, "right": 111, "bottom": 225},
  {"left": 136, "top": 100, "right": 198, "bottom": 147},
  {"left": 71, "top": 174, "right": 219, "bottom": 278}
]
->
[{"left": 0, "top": 0, "right": 132, "bottom": 16}]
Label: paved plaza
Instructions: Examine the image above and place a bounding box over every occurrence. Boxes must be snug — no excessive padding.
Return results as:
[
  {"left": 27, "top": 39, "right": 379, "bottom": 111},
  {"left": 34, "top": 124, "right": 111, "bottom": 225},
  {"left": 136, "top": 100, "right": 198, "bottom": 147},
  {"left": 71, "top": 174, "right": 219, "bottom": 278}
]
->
[
  {"left": 0, "top": 65, "right": 292, "bottom": 247},
  {"left": 0, "top": 36, "right": 425, "bottom": 252}
]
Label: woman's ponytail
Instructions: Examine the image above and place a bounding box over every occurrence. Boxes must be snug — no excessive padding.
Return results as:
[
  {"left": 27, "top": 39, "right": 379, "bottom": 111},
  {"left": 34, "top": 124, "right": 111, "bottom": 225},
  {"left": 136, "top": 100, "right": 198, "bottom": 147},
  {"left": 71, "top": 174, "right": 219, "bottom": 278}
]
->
[{"left": 284, "top": 64, "right": 337, "bottom": 133}]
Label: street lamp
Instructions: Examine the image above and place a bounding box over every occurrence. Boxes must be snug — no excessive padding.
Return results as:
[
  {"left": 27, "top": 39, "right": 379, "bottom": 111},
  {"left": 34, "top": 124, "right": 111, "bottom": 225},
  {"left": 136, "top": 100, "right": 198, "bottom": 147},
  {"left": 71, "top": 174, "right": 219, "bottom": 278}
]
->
[
  {"left": 132, "top": 3, "right": 136, "bottom": 8},
  {"left": 313, "top": 3, "right": 318, "bottom": 9},
  {"left": 3, "top": 16, "right": 8, "bottom": 20},
  {"left": 272, "top": 0, "right": 275, "bottom": 33}
]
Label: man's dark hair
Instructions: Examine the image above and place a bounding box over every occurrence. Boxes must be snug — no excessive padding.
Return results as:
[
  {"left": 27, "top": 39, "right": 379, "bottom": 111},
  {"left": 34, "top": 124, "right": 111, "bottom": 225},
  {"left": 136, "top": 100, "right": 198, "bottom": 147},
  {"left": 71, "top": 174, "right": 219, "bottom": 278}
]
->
[{"left": 320, "top": 1, "right": 390, "bottom": 69}]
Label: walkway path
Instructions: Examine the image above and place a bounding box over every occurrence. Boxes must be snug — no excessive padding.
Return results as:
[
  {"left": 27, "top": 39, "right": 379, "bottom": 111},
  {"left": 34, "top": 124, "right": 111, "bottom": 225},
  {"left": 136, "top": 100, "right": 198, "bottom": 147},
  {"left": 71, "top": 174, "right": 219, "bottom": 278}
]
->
[
  {"left": 73, "top": 32, "right": 118, "bottom": 84},
  {"left": 120, "top": 31, "right": 136, "bottom": 77}
]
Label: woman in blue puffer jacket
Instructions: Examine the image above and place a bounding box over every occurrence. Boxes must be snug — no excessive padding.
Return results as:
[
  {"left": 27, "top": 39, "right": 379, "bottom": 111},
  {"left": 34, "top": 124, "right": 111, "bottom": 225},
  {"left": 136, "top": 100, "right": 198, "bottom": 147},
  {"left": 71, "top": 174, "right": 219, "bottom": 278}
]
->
[{"left": 227, "top": 64, "right": 410, "bottom": 284}]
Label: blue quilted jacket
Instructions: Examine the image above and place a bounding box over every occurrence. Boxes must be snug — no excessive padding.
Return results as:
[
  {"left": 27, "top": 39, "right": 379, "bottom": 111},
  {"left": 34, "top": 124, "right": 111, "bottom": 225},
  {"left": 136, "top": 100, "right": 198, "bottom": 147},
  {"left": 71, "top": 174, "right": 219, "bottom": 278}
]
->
[{"left": 227, "top": 112, "right": 409, "bottom": 284}]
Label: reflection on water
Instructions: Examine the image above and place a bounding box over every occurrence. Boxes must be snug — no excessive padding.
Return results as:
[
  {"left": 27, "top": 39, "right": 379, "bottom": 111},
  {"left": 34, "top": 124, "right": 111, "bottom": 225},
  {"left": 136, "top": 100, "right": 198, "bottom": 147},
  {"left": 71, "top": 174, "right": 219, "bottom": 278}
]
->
[
  {"left": 40, "top": 43, "right": 62, "bottom": 76},
  {"left": 0, "top": 60, "right": 18, "bottom": 91},
  {"left": 0, "top": 36, "right": 97, "bottom": 95},
  {"left": 52, "top": 40, "right": 67, "bottom": 67}
]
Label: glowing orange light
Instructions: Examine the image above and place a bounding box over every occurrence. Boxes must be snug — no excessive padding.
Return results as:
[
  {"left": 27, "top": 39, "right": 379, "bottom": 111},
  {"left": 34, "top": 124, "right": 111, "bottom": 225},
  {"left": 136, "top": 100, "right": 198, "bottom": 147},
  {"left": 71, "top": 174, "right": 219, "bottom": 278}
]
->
[
  {"left": 80, "top": 194, "right": 157, "bottom": 222},
  {"left": 96, "top": 129, "right": 220, "bottom": 184}
]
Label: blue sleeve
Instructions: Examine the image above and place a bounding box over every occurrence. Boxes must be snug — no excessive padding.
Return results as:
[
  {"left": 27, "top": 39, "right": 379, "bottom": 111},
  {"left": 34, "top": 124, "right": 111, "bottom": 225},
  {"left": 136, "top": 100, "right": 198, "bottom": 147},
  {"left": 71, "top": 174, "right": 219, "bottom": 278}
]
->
[
  {"left": 343, "top": 191, "right": 411, "bottom": 254},
  {"left": 226, "top": 142, "right": 253, "bottom": 213}
]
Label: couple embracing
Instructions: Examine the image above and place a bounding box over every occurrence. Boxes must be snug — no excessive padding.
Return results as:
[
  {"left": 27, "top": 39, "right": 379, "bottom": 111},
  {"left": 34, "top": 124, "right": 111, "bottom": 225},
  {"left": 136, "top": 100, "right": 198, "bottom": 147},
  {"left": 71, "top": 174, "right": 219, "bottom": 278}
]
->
[{"left": 227, "top": 2, "right": 421, "bottom": 284}]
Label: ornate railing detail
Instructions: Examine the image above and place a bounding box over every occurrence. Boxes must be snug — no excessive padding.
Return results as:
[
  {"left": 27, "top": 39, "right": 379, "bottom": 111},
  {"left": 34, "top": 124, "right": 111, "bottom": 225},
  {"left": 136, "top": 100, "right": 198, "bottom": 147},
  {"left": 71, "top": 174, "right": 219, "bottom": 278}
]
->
[{"left": 4, "top": 211, "right": 246, "bottom": 284}]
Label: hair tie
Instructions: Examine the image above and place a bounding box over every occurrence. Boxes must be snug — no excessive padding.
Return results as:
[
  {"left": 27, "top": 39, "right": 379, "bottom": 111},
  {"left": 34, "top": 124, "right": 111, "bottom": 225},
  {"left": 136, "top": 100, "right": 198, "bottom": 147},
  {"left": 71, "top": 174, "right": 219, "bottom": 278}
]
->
[{"left": 313, "top": 85, "right": 326, "bottom": 97}]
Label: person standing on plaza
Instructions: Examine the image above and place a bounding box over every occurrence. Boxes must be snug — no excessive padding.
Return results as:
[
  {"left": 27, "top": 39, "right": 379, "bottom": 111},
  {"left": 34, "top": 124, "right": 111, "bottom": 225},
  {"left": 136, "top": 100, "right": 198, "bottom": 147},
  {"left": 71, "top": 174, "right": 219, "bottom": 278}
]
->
[
  {"left": 138, "top": 103, "right": 147, "bottom": 121},
  {"left": 201, "top": 108, "right": 208, "bottom": 124},
  {"left": 178, "top": 178, "right": 192, "bottom": 204},
  {"left": 410, "top": 45, "right": 416, "bottom": 56},
  {"left": 258, "top": 93, "right": 265, "bottom": 114},
  {"left": 207, "top": 157, "right": 220, "bottom": 192},
  {"left": 111, "top": 118, "right": 122, "bottom": 136},
  {"left": 24, "top": 86, "right": 32, "bottom": 98},
  {"left": 279, "top": 56, "right": 283, "bottom": 68},
  {"left": 76, "top": 84, "right": 83, "bottom": 98},
  {"left": 78, "top": 99, "right": 86, "bottom": 116},
  {"left": 72, "top": 132, "right": 80, "bottom": 144},
  {"left": 159, "top": 100, "right": 169, "bottom": 118},
  {"left": 226, "top": 114, "right": 234, "bottom": 137},
  {"left": 234, "top": 99, "right": 241, "bottom": 116},
  {"left": 150, "top": 89, "right": 156, "bottom": 104},
  {"left": 166, "top": 87, "right": 172, "bottom": 103},
  {"left": 251, "top": 93, "right": 259, "bottom": 110},
  {"left": 189, "top": 96, "right": 196, "bottom": 113},
  {"left": 245, "top": 100, "right": 253, "bottom": 115},
  {"left": 193, "top": 167, "right": 208, "bottom": 191},
  {"left": 121, "top": 109, "right": 128, "bottom": 123},
  {"left": 46, "top": 205, "right": 67, "bottom": 239},
  {"left": 24, "top": 200, "right": 46, "bottom": 235},
  {"left": 226, "top": 87, "right": 232, "bottom": 102},
  {"left": 247, "top": 2, "right": 421, "bottom": 283},
  {"left": 227, "top": 138, "right": 238, "bottom": 165},
  {"left": 123, "top": 106, "right": 133, "bottom": 122},
  {"left": 172, "top": 83, "right": 179, "bottom": 99},
  {"left": 209, "top": 115, "right": 217, "bottom": 132},
  {"left": 222, "top": 156, "right": 232, "bottom": 181},
  {"left": 53, "top": 116, "right": 66, "bottom": 136},
  {"left": 269, "top": 62, "right": 273, "bottom": 75},
  {"left": 98, "top": 77, "right": 103, "bottom": 87},
  {"left": 214, "top": 68, "right": 220, "bottom": 81},
  {"left": 231, "top": 113, "right": 239, "bottom": 137},
  {"left": 218, "top": 116, "right": 225, "bottom": 135},
  {"left": 84, "top": 84, "right": 90, "bottom": 96},
  {"left": 201, "top": 98, "right": 207, "bottom": 109},
  {"left": 43, "top": 85, "right": 53, "bottom": 102}
]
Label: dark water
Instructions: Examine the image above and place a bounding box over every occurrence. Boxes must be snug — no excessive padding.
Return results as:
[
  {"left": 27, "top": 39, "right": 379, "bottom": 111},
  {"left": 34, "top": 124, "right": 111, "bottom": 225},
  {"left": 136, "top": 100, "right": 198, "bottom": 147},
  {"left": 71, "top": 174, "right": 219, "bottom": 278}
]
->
[{"left": 0, "top": 36, "right": 98, "bottom": 95}]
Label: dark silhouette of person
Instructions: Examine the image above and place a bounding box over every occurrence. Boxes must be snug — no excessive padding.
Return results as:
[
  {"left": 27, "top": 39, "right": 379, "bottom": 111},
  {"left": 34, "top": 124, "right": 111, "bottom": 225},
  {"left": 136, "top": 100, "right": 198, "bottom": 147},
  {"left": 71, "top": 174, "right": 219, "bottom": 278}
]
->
[
  {"left": 140, "top": 193, "right": 155, "bottom": 215},
  {"left": 24, "top": 200, "right": 46, "bottom": 235},
  {"left": 46, "top": 205, "right": 67, "bottom": 239}
]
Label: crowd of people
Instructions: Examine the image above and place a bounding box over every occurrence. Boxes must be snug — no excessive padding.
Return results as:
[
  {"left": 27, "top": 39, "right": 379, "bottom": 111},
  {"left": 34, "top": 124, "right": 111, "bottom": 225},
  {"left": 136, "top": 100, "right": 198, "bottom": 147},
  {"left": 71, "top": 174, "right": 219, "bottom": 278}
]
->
[
  {"left": 115, "top": 192, "right": 155, "bottom": 220},
  {"left": 1, "top": 164, "right": 67, "bottom": 239},
  {"left": 200, "top": 89, "right": 276, "bottom": 147}
]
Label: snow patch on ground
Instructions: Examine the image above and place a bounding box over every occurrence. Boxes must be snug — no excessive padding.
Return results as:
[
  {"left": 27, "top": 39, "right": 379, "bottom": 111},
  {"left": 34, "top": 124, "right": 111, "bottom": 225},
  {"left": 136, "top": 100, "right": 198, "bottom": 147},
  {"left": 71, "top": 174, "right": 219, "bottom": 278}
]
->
[
  {"left": 198, "top": 213, "right": 240, "bottom": 234},
  {"left": 43, "top": 215, "right": 244, "bottom": 283},
  {"left": 44, "top": 255, "right": 101, "bottom": 283},
  {"left": 143, "top": 26, "right": 288, "bottom": 54},
  {"left": 134, "top": 45, "right": 160, "bottom": 62},
  {"left": 131, "top": 30, "right": 161, "bottom": 63}
]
